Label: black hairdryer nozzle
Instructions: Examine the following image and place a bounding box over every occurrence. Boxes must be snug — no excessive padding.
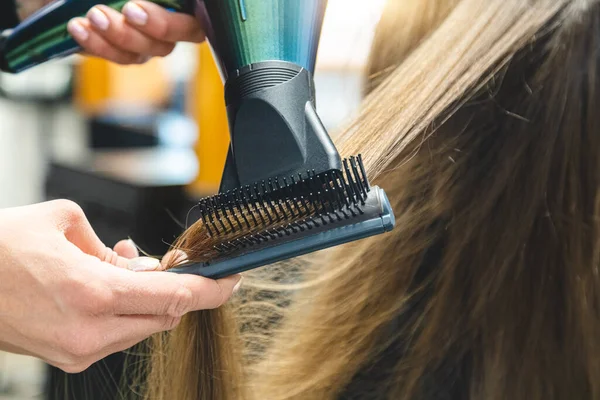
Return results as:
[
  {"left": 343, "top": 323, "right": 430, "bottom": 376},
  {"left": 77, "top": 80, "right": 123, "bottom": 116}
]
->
[{"left": 219, "top": 61, "right": 342, "bottom": 192}]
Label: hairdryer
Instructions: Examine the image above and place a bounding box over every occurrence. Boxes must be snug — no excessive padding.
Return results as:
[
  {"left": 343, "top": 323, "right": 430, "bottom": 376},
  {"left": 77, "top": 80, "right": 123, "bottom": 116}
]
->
[
  {"left": 0, "top": 0, "right": 341, "bottom": 186},
  {"left": 0, "top": 0, "right": 395, "bottom": 279}
]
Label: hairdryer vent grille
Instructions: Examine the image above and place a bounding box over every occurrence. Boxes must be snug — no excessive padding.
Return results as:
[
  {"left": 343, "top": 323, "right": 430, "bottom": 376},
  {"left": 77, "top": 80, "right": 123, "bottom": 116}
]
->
[{"left": 227, "top": 65, "right": 301, "bottom": 100}]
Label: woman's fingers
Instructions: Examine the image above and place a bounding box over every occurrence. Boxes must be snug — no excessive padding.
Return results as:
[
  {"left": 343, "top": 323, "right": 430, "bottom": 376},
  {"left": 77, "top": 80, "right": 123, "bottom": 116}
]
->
[
  {"left": 109, "top": 268, "right": 242, "bottom": 316},
  {"left": 46, "top": 199, "right": 132, "bottom": 269},
  {"left": 68, "top": 18, "right": 145, "bottom": 65},
  {"left": 48, "top": 314, "right": 182, "bottom": 373},
  {"left": 66, "top": 1, "right": 204, "bottom": 66},
  {"left": 113, "top": 240, "right": 165, "bottom": 272},
  {"left": 86, "top": 6, "right": 175, "bottom": 57},
  {"left": 113, "top": 239, "right": 140, "bottom": 260},
  {"left": 121, "top": 1, "right": 205, "bottom": 43},
  {"left": 99, "top": 315, "right": 182, "bottom": 355}
]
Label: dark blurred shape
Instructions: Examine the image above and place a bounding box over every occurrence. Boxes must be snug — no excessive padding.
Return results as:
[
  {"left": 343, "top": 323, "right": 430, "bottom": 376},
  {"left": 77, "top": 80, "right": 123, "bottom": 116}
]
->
[
  {"left": 88, "top": 104, "right": 197, "bottom": 150},
  {"left": 44, "top": 147, "right": 199, "bottom": 400},
  {"left": 45, "top": 147, "right": 198, "bottom": 255},
  {"left": 89, "top": 113, "right": 159, "bottom": 149}
]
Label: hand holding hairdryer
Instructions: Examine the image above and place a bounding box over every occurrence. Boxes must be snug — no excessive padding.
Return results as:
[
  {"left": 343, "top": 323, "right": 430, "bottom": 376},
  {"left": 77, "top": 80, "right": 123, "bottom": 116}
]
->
[
  {"left": 66, "top": 1, "right": 205, "bottom": 65},
  {"left": 0, "top": 0, "right": 200, "bottom": 73}
]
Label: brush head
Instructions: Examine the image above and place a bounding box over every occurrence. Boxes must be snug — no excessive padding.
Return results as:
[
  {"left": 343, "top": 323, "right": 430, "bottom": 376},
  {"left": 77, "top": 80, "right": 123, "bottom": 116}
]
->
[
  {"left": 170, "top": 155, "right": 396, "bottom": 279},
  {"left": 198, "top": 155, "right": 369, "bottom": 241}
]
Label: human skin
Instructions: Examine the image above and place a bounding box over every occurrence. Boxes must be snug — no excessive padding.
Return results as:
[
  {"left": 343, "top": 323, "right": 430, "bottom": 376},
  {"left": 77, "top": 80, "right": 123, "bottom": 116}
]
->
[
  {"left": 0, "top": 200, "right": 241, "bottom": 373},
  {"left": 66, "top": 0, "right": 206, "bottom": 65},
  {"left": 2, "top": 2, "right": 222, "bottom": 373},
  {"left": 17, "top": 0, "right": 203, "bottom": 65}
]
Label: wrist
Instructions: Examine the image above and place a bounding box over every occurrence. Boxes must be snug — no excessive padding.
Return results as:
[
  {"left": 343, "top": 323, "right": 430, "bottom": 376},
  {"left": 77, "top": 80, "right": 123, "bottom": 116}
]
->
[{"left": 15, "top": 0, "right": 49, "bottom": 22}]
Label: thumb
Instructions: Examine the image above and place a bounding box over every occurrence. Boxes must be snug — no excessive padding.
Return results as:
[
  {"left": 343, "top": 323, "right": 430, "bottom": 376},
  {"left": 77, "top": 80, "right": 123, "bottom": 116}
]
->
[
  {"left": 48, "top": 200, "right": 132, "bottom": 268},
  {"left": 113, "top": 239, "right": 140, "bottom": 259}
]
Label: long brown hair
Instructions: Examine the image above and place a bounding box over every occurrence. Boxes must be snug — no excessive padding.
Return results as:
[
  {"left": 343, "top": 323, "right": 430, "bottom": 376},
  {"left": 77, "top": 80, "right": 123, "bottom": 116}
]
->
[
  {"left": 146, "top": 0, "right": 600, "bottom": 399},
  {"left": 141, "top": 235, "right": 244, "bottom": 400},
  {"left": 364, "top": 0, "right": 459, "bottom": 94}
]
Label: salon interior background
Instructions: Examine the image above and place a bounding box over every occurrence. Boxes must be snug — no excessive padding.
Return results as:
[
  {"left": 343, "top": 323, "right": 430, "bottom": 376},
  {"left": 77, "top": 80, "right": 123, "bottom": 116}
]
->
[{"left": 0, "top": 0, "right": 385, "bottom": 398}]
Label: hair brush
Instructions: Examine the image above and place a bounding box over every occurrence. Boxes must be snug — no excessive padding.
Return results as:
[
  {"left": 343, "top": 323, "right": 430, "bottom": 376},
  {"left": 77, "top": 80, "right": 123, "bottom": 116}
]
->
[
  {"left": 170, "top": 155, "right": 395, "bottom": 279},
  {"left": 0, "top": 0, "right": 396, "bottom": 279}
]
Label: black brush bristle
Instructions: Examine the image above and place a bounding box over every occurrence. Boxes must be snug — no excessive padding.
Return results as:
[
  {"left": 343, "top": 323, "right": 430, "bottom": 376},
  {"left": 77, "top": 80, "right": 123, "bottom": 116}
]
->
[{"left": 193, "top": 155, "right": 371, "bottom": 252}]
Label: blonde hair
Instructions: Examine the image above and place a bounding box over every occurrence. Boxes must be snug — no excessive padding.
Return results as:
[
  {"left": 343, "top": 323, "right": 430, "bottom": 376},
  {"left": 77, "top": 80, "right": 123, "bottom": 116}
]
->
[
  {"left": 141, "top": 233, "right": 243, "bottom": 400},
  {"left": 364, "top": 0, "right": 459, "bottom": 94},
  {"left": 145, "top": 0, "right": 600, "bottom": 399}
]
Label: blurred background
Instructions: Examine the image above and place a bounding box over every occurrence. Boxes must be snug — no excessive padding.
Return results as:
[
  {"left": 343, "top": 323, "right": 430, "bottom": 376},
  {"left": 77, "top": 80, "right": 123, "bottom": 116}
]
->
[{"left": 0, "top": 0, "right": 385, "bottom": 398}]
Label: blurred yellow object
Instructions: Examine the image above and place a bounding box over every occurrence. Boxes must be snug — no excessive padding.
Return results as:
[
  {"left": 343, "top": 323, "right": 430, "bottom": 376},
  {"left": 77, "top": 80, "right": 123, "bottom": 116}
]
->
[
  {"left": 73, "top": 56, "right": 111, "bottom": 115},
  {"left": 73, "top": 46, "right": 230, "bottom": 197},
  {"left": 74, "top": 56, "right": 171, "bottom": 115},
  {"left": 187, "top": 42, "right": 230, "bottom": 197}
]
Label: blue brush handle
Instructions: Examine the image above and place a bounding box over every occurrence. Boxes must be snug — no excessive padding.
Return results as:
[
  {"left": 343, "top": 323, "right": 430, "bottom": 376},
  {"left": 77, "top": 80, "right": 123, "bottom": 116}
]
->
[
  {"left": 171, "top": 213, "right": 395, "bottom": 280},
  {"left": 170, "top": 187, "right": 396, "bottom": 280},
  {"left": 0, "top": 0, "right": 190, "bottom": 73}
]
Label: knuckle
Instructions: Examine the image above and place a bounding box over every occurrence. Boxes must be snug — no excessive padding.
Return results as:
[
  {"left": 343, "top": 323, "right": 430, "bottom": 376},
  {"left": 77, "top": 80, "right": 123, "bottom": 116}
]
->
[
  {"left": 60, "top": 278, "right": 114, "bottom": 315},
  {"left": 210, "top": 279, "right": 226, "bottom": 309},
  {"left": 59, "top": 329, "right": 100, "bottom": 360},
  {"left": 161, "top": 316, "right": 181, "bottom": 331},
  {"left": 95, "top": 43, "right": 117, "bottom": 60},
  {"left": 114, "top": 52, "right": 141, "bottom": 65},
  {"left": 190, "top": 28, "right": 206, "bottom": 43},
  {"left": 135, "top": 56, "right": 150, "bottom": 65},
  {"left": 56, "top": 362, "right": 84, "bottom": 374},
  {"left": 53, "top": 199, "right": 85, "bottom": 223},
  {"left": 111, "top": 35, "right": 128, "bottom": 50},
  {"left": 154, "top": 43, "right": 175, "bottom": 57},
  {"left": 64, "top": 361, "right": 94, "bottom": 374},
  {"left": 167, "top": 286, "right": 193, "bottom": 317},
  {"left": 81, "top": 282, "right": 115, "bottom": 315},
  {"left": 112, "top": 28, "right": 134, "bottom": 50},
  {"left": 152, "top": 20, "right": 170, "bottom": 41},
  {"left": 85, "top": 40, "right": 120, "bottom": 64},
  {"left": 99, "top": 246, "right": 119, "bottom": 265}
]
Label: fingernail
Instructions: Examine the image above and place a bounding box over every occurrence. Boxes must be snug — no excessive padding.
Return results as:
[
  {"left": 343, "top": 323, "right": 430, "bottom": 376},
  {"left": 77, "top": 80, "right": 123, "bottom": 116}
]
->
[
  {"left": 128, "top": 257, "right": 161, "bottom": 272},
  {"left": 123, "top": 2, "right": 148, "bottom": 25},
  {"left": 67, "top": 19, "right": 89, "bottom": 41},
  {"left": 233, "top": 276, "right": 243, "bottom": 294},
  {"left": 88, "top": 7, "right": 110, "bottom": 31}
]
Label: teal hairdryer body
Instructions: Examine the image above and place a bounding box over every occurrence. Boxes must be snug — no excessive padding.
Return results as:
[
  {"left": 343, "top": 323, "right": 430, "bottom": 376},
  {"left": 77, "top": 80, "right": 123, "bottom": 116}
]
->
[{"left": 1, "top": 0, "right": 340, "bottom": 191}]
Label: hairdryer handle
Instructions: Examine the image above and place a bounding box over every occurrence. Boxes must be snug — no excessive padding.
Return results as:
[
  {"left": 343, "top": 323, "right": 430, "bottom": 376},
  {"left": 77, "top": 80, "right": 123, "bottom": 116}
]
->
[{"left": 0, "top": 0, "right": 191, "bottom": 74}]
